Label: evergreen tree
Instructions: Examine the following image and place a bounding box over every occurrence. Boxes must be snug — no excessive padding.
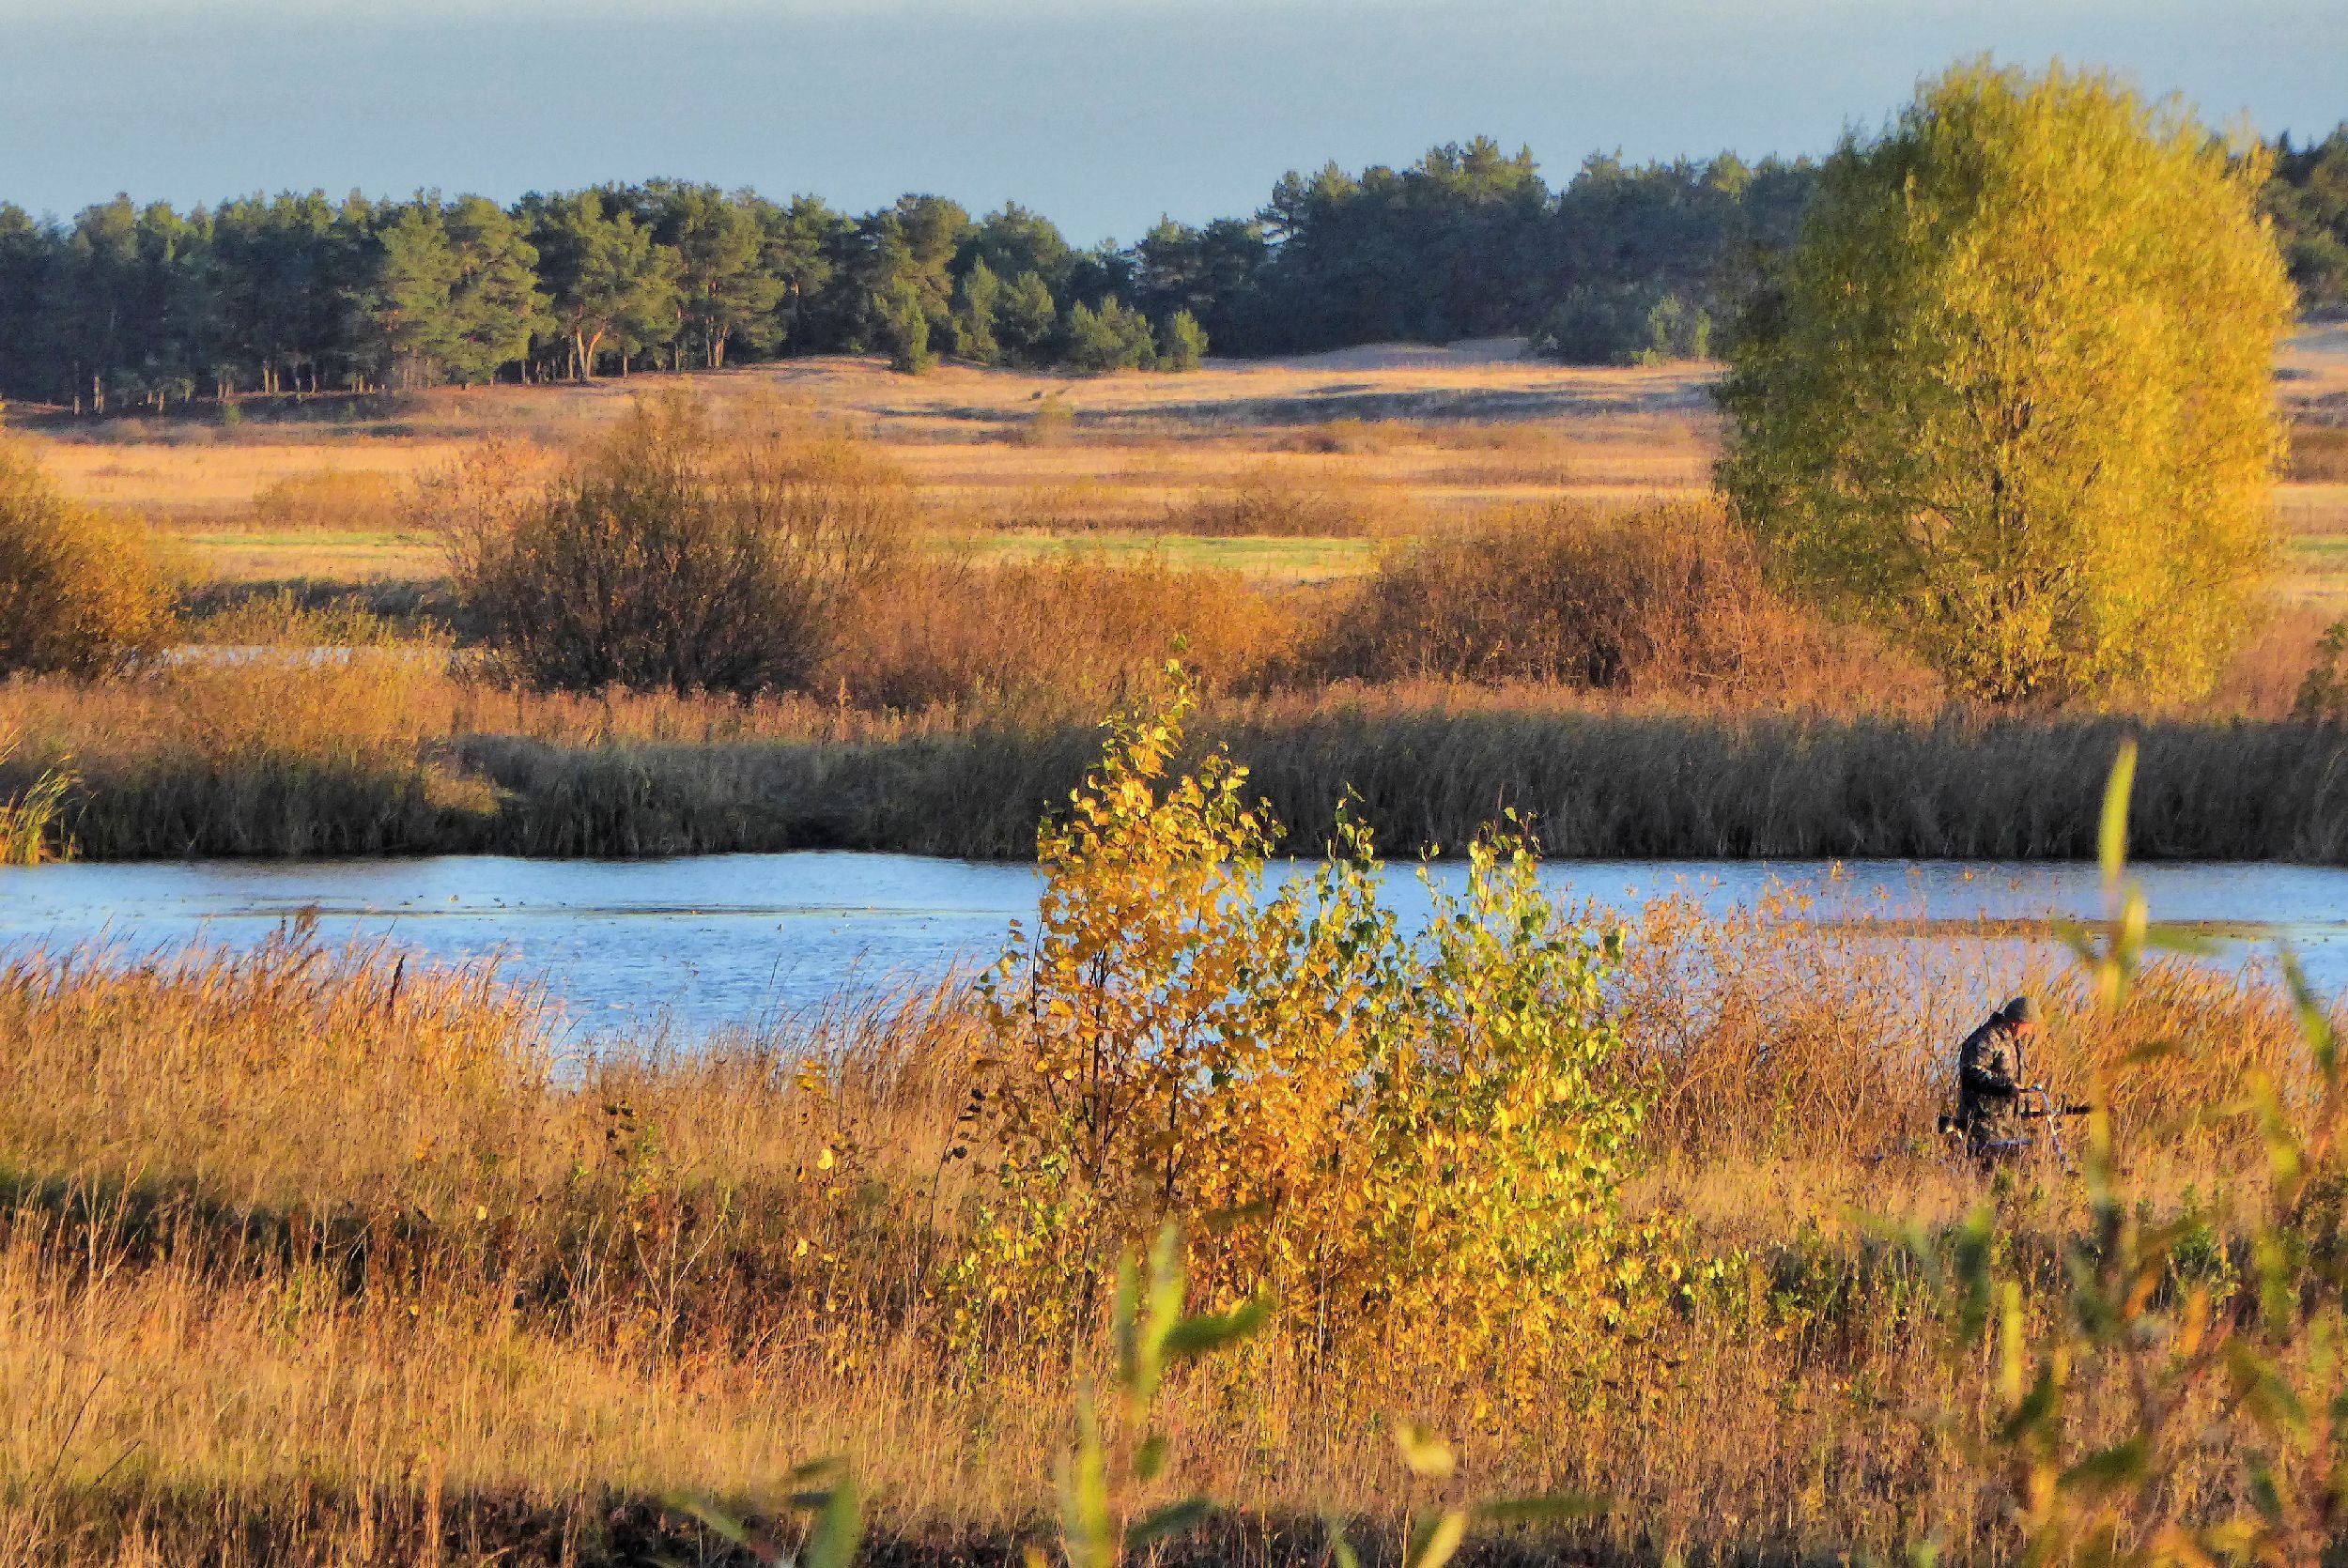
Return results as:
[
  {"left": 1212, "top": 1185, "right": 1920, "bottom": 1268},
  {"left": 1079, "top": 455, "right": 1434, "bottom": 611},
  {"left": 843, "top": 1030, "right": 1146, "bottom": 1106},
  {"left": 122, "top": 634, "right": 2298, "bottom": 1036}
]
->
[
  {"left": 952, "top": 258, "right": 1002, "bottom": 364},
  {"left": 760, "top": 194, "right": 850, "bottom": 351},
  {"left": 1158, "top": 309, "right": 1207, "bottom": 371},
  {"left": 369, "top": 200, "right": 462, "bottom": 387},
  {"left": 0, "top": 207, "right": 63, "bottom": 402},
  {"left": 844, "top": 195, "right": 966, "bottom": 362},
  {"left": 958, "top": 202, "right": 1075, "bottom": 295},
  {"left": 441, "top": 197, "right": 548, "bottom": 385},
  {"left": 1064, "top": 297, "right": 1156, "bottom": 373},
  {"left": 659, "top": 183, "right": 784, "bottom": 368},
  {"left": 2265, "top": 127, "right": 2348, "bottom": 311},
  {"left": 879, "top": 278, "right": 934, "bottom": 374},
  {"left": 996, "top": 269, "right": 1059, "bottom": 364},
  {"left": 531, "top": 192, "right": 679, "bottom": 379}
]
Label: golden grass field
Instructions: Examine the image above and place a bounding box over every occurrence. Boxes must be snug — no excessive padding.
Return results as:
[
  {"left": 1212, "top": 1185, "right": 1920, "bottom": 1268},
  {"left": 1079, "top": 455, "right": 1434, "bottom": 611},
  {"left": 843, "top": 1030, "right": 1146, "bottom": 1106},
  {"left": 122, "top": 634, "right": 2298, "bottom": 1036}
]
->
[{"left": 20, "top": 331, "right": 2347, "bottom": 597}]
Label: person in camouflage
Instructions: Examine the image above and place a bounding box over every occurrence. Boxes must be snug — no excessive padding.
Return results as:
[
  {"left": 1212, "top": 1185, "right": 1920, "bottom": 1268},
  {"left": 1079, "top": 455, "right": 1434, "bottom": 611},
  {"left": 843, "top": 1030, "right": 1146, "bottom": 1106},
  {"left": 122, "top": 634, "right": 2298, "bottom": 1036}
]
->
[{"left": 1957, "top": 994, "right": 2038, "bottom": 1149}]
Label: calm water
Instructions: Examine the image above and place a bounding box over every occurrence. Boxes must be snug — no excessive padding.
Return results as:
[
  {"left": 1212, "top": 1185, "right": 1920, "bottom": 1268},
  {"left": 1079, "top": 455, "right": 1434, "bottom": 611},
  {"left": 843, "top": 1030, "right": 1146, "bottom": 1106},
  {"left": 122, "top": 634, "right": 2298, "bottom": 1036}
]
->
[{"left": 0, "top": 853, "right": 2341, "bottom": 1038}]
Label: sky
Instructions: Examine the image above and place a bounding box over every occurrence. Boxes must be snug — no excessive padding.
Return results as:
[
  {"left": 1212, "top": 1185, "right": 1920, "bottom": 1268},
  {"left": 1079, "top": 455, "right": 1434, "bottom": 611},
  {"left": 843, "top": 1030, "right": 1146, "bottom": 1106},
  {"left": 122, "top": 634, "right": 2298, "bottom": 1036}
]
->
[{"left": 2, "top": 0, "right": 2342, "bottom": 242}]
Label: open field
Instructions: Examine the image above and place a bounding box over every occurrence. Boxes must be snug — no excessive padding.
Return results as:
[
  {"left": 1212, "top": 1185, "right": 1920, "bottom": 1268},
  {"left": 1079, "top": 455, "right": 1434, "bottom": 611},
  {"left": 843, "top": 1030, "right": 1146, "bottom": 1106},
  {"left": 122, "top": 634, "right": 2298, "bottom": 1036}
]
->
[
  {"left": 0, "top": 334, "right": 2341, "bottom": 866},
  {"left": 22, "top": 333, "right": 2348, "bottom": 598},
  {"left": 5, "top": 344, "right": 1727, "bottom": 590}
]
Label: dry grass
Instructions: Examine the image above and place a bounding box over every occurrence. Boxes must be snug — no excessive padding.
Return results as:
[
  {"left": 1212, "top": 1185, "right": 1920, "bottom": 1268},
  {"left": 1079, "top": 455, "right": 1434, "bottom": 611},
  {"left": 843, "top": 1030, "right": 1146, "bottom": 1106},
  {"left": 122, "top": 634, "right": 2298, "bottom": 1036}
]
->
[
  {"left": 8, "top": 662, "right": 2348, "bottom": 862},
  {"left": 0, "top": 878, "right": 2325, "bottom": 1564}
]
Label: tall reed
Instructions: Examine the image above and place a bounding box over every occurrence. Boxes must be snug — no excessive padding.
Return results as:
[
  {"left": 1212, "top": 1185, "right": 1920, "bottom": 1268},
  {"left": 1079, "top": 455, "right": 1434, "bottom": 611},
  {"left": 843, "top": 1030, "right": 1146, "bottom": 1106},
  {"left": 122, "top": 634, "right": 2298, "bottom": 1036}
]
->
[{"left": 0, "top": 884, "right": 2328, "bottom": 1564}]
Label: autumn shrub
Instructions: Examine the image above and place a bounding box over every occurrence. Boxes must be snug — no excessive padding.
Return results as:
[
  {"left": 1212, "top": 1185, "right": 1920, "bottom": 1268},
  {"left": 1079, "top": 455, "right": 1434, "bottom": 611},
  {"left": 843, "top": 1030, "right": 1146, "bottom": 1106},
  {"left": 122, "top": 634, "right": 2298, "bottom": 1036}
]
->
[
  {"left": 1163, "top": 462, "right": 1400, "bottom": 537},
  {"left": 250, "top": 467, "right": 406, "bottom": 531},
  {"left": 0, "top": 438, "right": 174, "bottom": 677},
  {"left": 153, "top": 592, "right": 448, "bottom": 769},
  {"left": 950, "top": 673, "right": 1676, "bottom": 1385},
  {"left": 827, "top": 554, "right": 1301, "bottom": 712},
  {"left": 2287, "top": 423, "right": 2348, "bottom": 483},
  {"left": 441, "top": 394, "right": 909, "bottom": 696},
  {"left": 1304, "top": 499, "right": 1919, "bottom": 701}
]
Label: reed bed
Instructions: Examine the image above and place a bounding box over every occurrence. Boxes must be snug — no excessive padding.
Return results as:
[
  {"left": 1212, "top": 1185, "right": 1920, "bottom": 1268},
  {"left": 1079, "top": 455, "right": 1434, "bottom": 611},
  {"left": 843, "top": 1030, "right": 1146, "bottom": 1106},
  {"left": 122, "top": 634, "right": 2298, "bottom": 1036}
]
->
[{"left": 7, "top": 664, "right": 2348, "bottom": 861}]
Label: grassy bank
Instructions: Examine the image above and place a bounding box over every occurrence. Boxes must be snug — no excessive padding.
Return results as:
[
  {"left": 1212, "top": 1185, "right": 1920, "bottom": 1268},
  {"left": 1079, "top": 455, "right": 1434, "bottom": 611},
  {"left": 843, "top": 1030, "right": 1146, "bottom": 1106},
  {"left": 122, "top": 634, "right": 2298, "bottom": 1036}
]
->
[
  {"left": 8, "top": 684, "right": 2348, "bottom": 861},
  {"left": 0, "top": 877, "right": 2320, "bottom": 1564}
]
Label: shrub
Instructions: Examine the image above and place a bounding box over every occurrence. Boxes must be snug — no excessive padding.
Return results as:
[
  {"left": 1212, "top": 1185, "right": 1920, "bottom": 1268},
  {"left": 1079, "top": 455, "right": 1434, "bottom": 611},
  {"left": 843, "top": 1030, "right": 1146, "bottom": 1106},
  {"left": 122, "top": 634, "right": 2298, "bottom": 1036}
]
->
[
  {"left": 826, "top": 554, "right": 1297, "bottom": 712},
  {"left": 251, "top": 467, "right": 406, "bottom": 531},
  {"left": 1015, "top": 392, "right": 1075, "bottom": 446},
  {"left": 154, "top": 592, "right": 449, "bottom": 769},
  {"left": 0, "top": 438, "right": 174, "bottom": 677},
  {"left": 1718, "top": 62, "right": 2293, "bottom": 705},
  {"left": 1304, "top": 499, "right": 1910, "bottom": 699},
  {"left": 1531, "top": 283, "right": 1711, "bottom": 365},
  {"left": 442, "top": 395, "right": 909, "bottom": 696},
  {"left": 953, "top": 675, "right": 1676, "bottom": 1381},
  {"left": 2288, "top": 423, "right": 2348, "bottom": 484},
  {"left": 1163, "top": 462, "right": 1398, "bottom": 537}
]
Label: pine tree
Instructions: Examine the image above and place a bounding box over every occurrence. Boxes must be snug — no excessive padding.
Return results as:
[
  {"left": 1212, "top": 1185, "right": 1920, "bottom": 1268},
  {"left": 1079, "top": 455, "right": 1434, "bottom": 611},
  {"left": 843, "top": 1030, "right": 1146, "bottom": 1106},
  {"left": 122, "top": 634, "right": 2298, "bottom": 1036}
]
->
[
  {"left": 440, "top": 197, "right": 548, "bottom": 385},
  {"left": 531, "top": 192, "right": 680, "bottom": 380},
  {"left": 1064, "top": 297, "right": 1156, "bottom": 374},
  {"left": 664, "top": 185, "right": 784, "bottom": 369},
  {"left": 369, "top": 200, "right": 461, "bottom": 388},
  {"left": 996, "top": 269, "right": 1059, "bottom": 365},
  {"left": 880, "top": 278, "right": 933, "bottom": 374},
  {"left": 952, "top": 258, "right": 1002, "bottom": 364},
  {"left": 1158, "top": 308, "right": 1207, "bottom": 371}
]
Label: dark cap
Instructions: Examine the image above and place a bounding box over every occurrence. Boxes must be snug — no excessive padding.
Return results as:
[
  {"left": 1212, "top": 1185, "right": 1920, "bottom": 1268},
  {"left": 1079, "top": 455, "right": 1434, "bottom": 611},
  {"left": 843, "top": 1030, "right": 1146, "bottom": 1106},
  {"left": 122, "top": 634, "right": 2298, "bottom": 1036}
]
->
[{"left": 2002, "top": 994, "right": 2037, "bottom": 1026}]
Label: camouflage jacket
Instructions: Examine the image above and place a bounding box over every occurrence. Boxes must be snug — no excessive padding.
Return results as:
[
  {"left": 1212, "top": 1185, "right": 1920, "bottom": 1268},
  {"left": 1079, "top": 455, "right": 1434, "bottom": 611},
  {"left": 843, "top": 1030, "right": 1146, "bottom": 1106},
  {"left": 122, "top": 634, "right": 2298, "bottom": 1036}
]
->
[{"left": 1957, "top": 1014, "right": 2023, "bottom": 1119}]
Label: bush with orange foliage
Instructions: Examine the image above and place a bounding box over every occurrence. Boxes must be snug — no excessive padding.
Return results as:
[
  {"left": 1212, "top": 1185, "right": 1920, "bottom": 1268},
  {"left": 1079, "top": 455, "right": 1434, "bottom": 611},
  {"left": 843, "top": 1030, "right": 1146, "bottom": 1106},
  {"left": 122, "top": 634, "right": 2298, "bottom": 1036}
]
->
[
  {"left": 826, "top": 553, "right": 1302, "bottom": 713},
  {"left": 1302, "top": 500, "right": 1933, "bottom": 705},
  {"left": 0, "top": 438, "right": 174, "bottom": 677}
]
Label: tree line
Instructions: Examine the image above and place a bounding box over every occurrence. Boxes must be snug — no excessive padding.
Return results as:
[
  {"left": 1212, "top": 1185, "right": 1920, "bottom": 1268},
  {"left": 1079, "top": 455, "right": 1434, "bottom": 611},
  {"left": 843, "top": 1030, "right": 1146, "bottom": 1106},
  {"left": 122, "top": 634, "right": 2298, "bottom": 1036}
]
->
[{"left": 0, "top": 127, "right": 2340, "bottom": 411}]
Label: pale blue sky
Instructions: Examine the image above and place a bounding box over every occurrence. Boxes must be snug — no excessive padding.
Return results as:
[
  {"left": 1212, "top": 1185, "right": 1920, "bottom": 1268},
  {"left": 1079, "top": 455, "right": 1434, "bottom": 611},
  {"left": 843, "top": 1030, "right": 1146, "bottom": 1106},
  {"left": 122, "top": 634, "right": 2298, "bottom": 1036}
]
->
[{"left": 3, "top": 0, "right": 2341, "bottom": 241}]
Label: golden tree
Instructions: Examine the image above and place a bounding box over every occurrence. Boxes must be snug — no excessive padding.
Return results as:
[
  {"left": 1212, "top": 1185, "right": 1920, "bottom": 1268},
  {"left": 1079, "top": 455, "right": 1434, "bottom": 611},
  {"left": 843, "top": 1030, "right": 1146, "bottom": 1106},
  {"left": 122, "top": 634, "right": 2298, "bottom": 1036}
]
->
[{"left": 1718, "top": 61, "right": 2294, "bottom": 704}]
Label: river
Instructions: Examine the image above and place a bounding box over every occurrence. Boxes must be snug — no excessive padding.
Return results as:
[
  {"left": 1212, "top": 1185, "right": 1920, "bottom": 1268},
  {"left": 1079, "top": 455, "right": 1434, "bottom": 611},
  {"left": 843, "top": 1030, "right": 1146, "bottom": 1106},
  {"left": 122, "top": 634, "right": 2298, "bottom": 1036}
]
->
[{"left": 0, "top": 853, "right": 2341, "bottom": 1038}]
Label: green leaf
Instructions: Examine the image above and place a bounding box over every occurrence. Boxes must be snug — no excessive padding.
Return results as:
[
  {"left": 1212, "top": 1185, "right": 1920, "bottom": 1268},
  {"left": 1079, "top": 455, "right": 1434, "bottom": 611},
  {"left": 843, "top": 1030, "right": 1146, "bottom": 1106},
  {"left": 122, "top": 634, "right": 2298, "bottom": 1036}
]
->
[
  {"left": 1060, "top": 1386, "right": 1112, "bottom": 1568},
  {"left": 666, "top": 1494, "right": 753, "bottom": 1549},
  {"left": 1321, "top": 1514, "right": 1362, "bottom": 1568},
  {"left": 2142, "top": 925, "right": 2222, "bottom": 958},
  {"left": 1404, "top": 1510, "right": 1469, "bottom": 1568},
  {"left": 2100, "top": 740, "right": 2138, "bottom": 887},
  {"left": 1395, "top": 1421, "right": 1456, "bottom": 1480},
  {"left": 1162, "top": 1295, "right": 1274, "bottom": 1360},
  {"left": 2058, "top": 1437, "right": 2149, "bottom": 1495},
  {"left": 805, "top": 1472, "right": 863, "bottom": 1568},
  {"left": 1125, "top": 1498, "right": 1215, "bottom": 1548},
  {"left": 1135, "top": 1431, "right": 1169, "bottom": 1484},
  {"left": 1477, "top": 1491, "right": 1610, "bottom": 1525},
  {"left": 2279, "top": 948, "right": 2338, "bottom": 1078},
  {"left": 1111, "top": 1252, "right": 1140, "bottom": 1392}
]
